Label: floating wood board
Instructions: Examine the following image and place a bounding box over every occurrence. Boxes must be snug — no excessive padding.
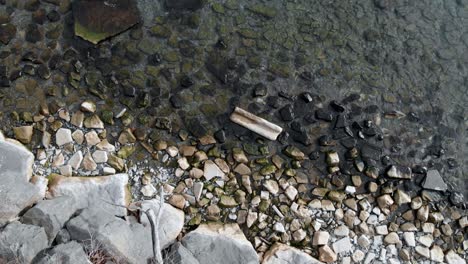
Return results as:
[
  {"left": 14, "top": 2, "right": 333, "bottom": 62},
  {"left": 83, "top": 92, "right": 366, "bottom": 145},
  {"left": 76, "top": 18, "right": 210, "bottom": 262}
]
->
[{"left": 230, "top": 107, "right": 283, "bottom": 141}]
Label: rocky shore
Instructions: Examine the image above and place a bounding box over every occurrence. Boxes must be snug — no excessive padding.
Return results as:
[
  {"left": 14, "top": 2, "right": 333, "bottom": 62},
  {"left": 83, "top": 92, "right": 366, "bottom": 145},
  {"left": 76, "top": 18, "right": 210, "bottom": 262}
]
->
[{"left": 0, "top": 0, "right": 467, "bottom": 263}]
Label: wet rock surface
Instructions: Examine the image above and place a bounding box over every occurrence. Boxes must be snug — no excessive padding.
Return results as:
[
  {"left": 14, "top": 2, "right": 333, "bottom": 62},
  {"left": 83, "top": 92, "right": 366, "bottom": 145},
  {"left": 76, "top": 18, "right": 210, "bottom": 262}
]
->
[{"left": 0, "top": 0, "right": 466, "bottom": 263}]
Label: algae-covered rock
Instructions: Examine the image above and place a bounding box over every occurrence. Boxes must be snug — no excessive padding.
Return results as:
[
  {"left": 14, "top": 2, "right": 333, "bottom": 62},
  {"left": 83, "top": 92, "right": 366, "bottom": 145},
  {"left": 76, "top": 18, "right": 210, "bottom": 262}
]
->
[{"left": 73, "top": 0, "right": 140, "bottom": 44}]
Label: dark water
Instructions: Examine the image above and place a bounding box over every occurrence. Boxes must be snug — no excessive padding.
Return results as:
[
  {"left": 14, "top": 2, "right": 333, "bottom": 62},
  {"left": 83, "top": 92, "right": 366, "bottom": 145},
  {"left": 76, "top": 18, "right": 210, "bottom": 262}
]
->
[{"left": 0, "top": 0, "right": 466, "bottom": 196}]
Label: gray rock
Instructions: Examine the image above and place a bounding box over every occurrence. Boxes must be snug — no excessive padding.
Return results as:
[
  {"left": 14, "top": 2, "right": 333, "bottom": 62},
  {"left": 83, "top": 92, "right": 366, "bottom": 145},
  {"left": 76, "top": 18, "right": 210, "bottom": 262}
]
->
[
  {"left": 181, "top": 223, "right": 258, "bottom": 264},
  {"left": 22, "top": 196, "right": 79, "bottom": 243},
  {"left": 136, "top": 199, "right": 185, "bottom": 249},
  {"left": 262, "top": 243, "right": 323, "bottom": 264},
  {"left": 66, "top": 206, "right": 153, "bottom": 264},
  {"left": 47, "top": 173, "right": 130, "bottom": 216},
  {"left": 0, "top": 141, "right": 45, "bottom": 226},
  {"left": 0, "top": 222, "right": 48, "bottom": 264},
  {"left": 422, "top": 170, "right": 448, "bottom": 191},
  {"left": 36, "top": 241, "right": 90, "bottom": 264},
  {"left": 166, "top": 242, "right": 200, "bottom": 264}
]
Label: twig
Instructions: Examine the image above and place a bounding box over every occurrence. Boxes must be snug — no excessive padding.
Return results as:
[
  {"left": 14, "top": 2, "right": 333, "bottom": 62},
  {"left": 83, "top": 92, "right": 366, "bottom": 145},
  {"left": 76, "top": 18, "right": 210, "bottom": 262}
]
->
[{"left": 154, "top": 186, "right": 165, "bottom": 264}]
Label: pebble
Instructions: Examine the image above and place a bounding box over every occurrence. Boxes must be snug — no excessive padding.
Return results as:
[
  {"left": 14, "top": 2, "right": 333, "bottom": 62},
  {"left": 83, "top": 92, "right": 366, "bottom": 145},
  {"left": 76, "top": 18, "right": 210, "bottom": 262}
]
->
[
  {"left": 13, "top": 126, "right": 33, "bottom": 144},
  {"left": 403, "top": 232, "right": 415, "bottom": 247},
  {"left": 312, "top": 231, "right": 329, "bottom": 245},
  {"left": 72, "top": 130, "right": 84, "bottom": 144},
  {"left": 284, "top": 186, "right": 298, "bottom": 201},
  {"left": 68, "top": 151, "right": 83, "bottom": 170},
  {"left": 59, "top": 165, "right": 72, "bottom": 177},
  {"left": 85, "top": 130, "right": 100, "bottom": 146},
  {"left": 203, "top": 160, "right": 224, "bottom": 180},
  {"left": 334, "top": 225, "right": 350, "bottom": 237},
  {"left": 193, "top": 182, "right": 203, "bottom": 201},
  {"left": 141, "top": 184, "right": 156, "bottom": 197},
  {"left": 352, "top": 250, "right": 365, "bottom": 262},
  {"left": 103, "top": 167, "right": 116, "bottom": 175},
  {"left": 92, "top": 150, "right": 108, "bottom": 163},
  {"left": 319, "top": 245, "right": 337, "bottom": 263},
  {"left": 82, "top": 152, "right": 97, "bottom": 171},
  {"left": 332, "top": 237, "right": 352, "bottom": 253},
  {"left": 273, "top": 222, "right": 285, "bottom": 233},
  {"left": 384, "top": 232, "right": 400, "bottom": 244},
  {"left": 80, "top": 100, "right": 96, "bottom": 113}
]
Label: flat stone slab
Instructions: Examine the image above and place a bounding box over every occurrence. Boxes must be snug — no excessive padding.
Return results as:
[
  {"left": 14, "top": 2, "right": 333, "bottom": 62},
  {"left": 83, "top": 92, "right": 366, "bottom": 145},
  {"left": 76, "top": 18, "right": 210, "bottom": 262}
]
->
[
  {"left": 263, "top": 243, "right": 324, "bottom": 264},
  {"left": 67, "top": 206, "right": 153, "bottom": 264},
  {"left": 0, "top": 222, "right": 48, "bottom": 264},
  {"left": 22, "top": 196, "right": 80, "bottom": 243},
  {"left": 36, "top": 241, "right": 90, "bottom": 264},
  {"left": 135, "top": 199, "right": 185, "bottom": 249},
  {"left": 180, "top": 223, "right": 259, "bottom": 264},
  {"left": 0, "top": 140, "right": 44, "bottom": 226},
  {"left": 47, "top": 173, "right": 131, "bottom": 216},
  {"left": 73, "top": 0, "right": 140, "bottom": 44}
]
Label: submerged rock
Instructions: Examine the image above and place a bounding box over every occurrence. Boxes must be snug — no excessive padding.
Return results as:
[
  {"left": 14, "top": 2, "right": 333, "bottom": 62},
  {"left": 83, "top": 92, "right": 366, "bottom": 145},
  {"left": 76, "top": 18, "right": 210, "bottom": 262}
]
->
[
  {"left": 422, "top": 170, "right": 448, "bottom": 192},
  {"left": 73, "top": 0, "right": 140, "bottom": 44}
]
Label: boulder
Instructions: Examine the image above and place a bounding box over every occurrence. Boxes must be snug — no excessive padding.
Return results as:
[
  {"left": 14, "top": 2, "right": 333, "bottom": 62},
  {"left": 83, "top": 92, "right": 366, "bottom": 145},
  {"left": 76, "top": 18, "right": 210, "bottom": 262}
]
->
[
  {"left": 36, "top": 241, "right": 90, "bottom": 264},
  {"left": 73, "top": 0, "right": 140, "bottom": 44},
  {"left": 0, "top": 222, "right": 48, "bottom": 264},
  {"left": 135, "top": 199, "right": 185, "bottom": 249},
  {"left": 47, "top": 173, "right": 131, "bottom": 216},
  {"left": 180, "top": 223, "right": 258, "bottom": 264},
  {"left": 0, "top": 140, "right": 45, "bottom": 226},
  {"left": 22, "top": 196, "right": 79, "bottom": 243},
  {"left": 165, "top": 242, "right": 200, "bottom": 264},
  {"left": 66, "top": 206, "right": 153, "bottom": 264},
  {"left": 262, "top": 243, "right": 324, "bottom": 264}
]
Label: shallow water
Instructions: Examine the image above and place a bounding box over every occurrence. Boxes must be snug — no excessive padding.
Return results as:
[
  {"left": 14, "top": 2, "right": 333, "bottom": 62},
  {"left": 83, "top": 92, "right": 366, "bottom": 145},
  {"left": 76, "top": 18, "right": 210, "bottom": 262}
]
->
[{"left": 0, "top": 0, "right": 466, "bottom": 197}]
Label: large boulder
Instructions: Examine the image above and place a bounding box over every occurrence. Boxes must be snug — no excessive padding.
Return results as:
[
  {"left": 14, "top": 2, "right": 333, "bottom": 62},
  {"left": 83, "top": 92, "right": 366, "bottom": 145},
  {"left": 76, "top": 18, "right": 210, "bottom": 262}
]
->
[
  {"left": 165, "top": 242, "right": 200, "bottom": 264},
  {"left": 0, "top": 140, "right": 45, "bottom": 226},
  {"left": 73, "top": 0, "right": 140, "bottom": 44},
  {"left": 22, "top": 196, "right": 80, "bottom": 243},
  {"left": 66, "top": 206, "right": 153, "bottom": 264},
  {"left": 36, "top": 241, "right": 90, "bottom": 264},
  {"left": 262, "top": 243, "right": 324, "bottom": 264},
  {"left": 136, "top": 199, "right": 185, "bottom": 249},
  {"left": 180, "top": 223, "right": 259, "bottom": 264},
  {"left": 0, "top": 222, "right": 48, "bottom": 264},
  {"left": 47, "top": 173, "right": 131, "bottom": 216}
]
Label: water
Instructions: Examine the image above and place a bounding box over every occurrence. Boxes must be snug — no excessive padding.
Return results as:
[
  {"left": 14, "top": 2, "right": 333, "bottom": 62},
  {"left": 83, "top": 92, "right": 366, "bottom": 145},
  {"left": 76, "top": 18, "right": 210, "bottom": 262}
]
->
[{"left": 0, "top": 0, "right": 466, "bottom": 198}]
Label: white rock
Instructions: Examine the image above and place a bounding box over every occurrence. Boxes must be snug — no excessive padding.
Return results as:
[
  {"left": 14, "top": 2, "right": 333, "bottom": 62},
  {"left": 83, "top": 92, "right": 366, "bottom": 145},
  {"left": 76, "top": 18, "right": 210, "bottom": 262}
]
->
[
  {"left": 55, "top": 128, "right": 73, "bottom": 146},
  {"left": 80, "top": 101, "right": 96, "bottom": 113},
  {"left": 96, "top": 139, "right": 115, "bottom": 152},
  {"left": 403, "top": 232, "right": 415, "bottom": 247},
  {"left": 264, "top": 180, "right": 279, "bottom": 195},
  {"left": 364, "top": 252, "right": 376, "bottom": 264},
  {"left": 68, "top": 151, "right": 83, "bottom": 170},
  {"left": 193, "top": 182, "right": 203, "bottom": 201},
  {"left": 285, "top": 186, "right": 298, "bottom": 201},
  {"left": 92, "top": 150, "right": 108, "bottom": 163},
  {"left": 177, "top": 157, "right": 190, "bottom": 170},
  {"left": 313, "top": 231, "right": 329, "bottom": 246},
  {"left": 59, "top": 165, "right": 73, "bottom": 177},
  {"left": 418, "top": 234, "right": 433, "bottom": 247},
  {"left": 141, "top": 184, "right": 156, "bottom": 197},
  {"left": 415, "top": 246, "right": 430, "bottom": 259},
  {"left": 332, "top": 237, "right": 352, "bottom": 253},
  {"left": 375, "top": 225, "right": 388, "bottom": 235},
  {"left": 352, "top": 250, "right": 365, "bottom": 262},
  {"left": 445, "top": 250, "right": 466, "bottom": 264},
  {"left": 273, "top": 222, "right": 285, "bottom": 233},
  {"left": 246, "top": 211, "right": 258, "bottom": 228},
  {"left": 334, "top": 225, "right": 349, "bottom": 237},
  {"left": 85, "top": 130, "right": 101, "bottom": 146},
  {"left": 166, "top": 146, "right": 178, "bottom": 157},
  {"left": 71, "top": 130, "right": 84, "bottom": 145},
  {"left": 103, "top": 167, "right": 116, "bottom": 175},
  {"left": 203, "top": 160, "right": 224, "bottom": 181},
  {"left": 430, "top": 245, "right": 444, "bottom": 263}
]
